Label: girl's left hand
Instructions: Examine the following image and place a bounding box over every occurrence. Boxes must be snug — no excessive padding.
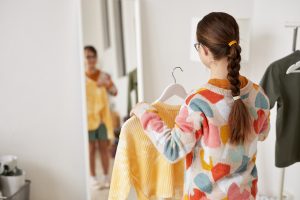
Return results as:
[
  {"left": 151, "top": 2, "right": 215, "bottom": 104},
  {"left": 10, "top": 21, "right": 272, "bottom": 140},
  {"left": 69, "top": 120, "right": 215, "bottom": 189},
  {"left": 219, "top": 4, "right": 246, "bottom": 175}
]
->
[{"left": 130, "top": 102, "right": 156, "bottom": 118}]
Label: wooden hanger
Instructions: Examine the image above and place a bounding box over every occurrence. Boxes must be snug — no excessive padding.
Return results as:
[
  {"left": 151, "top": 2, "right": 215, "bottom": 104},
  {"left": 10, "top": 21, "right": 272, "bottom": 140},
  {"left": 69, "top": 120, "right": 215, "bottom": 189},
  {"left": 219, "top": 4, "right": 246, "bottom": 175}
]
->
[{"left": 155, "top": 67, "right": 188, "bottom": 103}]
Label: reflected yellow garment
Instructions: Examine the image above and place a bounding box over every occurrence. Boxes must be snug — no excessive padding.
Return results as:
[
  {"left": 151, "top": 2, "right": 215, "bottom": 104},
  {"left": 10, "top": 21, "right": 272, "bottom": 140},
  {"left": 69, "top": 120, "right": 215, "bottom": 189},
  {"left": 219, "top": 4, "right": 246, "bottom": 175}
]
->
[
  {"left": 109, "top": 102, "right": 184, "bottom": 200},
  {"left": 86, "top": 78, "right": 113, "bottom": 139}
]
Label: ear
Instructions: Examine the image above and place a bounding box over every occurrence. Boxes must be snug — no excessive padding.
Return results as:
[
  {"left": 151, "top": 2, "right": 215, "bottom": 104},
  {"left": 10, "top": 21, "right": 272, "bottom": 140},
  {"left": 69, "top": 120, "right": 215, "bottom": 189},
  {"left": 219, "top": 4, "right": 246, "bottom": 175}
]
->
[{"left": 201, "top": 45, "right": 209, "bottom": 56}]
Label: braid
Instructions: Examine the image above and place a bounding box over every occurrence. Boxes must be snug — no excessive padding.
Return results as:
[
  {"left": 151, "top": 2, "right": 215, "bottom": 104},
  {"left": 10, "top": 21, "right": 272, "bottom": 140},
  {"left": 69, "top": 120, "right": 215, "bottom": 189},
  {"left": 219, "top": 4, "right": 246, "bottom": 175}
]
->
[
  {"left": 227, "top": 44, "right": 242, "bottom": 97},
  {"left": 227, "top": 43, "right": 251, "bottom": 144}
]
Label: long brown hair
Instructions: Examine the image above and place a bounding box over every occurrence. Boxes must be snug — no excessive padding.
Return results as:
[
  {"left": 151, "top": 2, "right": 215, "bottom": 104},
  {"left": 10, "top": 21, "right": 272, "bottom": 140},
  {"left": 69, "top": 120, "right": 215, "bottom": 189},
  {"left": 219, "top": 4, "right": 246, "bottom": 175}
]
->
[{"left": 196, "top": 12, "right": 251, "bottom": 144}]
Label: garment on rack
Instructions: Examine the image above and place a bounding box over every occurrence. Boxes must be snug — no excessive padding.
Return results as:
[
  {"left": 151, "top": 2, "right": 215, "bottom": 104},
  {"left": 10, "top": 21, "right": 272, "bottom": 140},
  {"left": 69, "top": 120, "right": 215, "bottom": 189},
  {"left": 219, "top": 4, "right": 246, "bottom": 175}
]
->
[
  {"left": 108, "top": 102, "right": 184, "bottom": 200},
  {"left": 133, "top": 77, "right": 270, "bottom": 200},
  {"left": 260, "top": 50, "right": 300, "bottom": 167},
  {"left": 86, "top": 77, "right": 113, "bottom": 139},
  {"left": 127, "top": 68, "right": 138, "bottom": 115}
]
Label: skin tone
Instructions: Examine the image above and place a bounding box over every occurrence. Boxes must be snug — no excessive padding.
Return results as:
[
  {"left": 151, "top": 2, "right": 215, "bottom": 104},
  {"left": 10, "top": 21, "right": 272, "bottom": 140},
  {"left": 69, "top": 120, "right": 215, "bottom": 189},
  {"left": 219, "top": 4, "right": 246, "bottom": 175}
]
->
[
  {"left": 198, "top": 44, "right": 229, "bottom": 80},
  {"left": 85, "top": 50, "right": 115, "bottom": 91},
  {"left": 84, "top": 49, "right": 110, "bottom": 178},
  {"left": 85, "top": 50, "right": 98, "bottom": 74}
]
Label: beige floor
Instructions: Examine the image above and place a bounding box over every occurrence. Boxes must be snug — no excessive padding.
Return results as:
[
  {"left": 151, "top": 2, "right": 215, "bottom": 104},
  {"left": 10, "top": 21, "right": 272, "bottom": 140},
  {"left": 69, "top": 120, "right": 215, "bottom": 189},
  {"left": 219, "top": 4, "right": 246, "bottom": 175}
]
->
[
  {"left": 90, "top": 187, "right": 109, "bottom": 200},
  {"left": 90, "top": 186, "right": 137, "bottom": 200}
]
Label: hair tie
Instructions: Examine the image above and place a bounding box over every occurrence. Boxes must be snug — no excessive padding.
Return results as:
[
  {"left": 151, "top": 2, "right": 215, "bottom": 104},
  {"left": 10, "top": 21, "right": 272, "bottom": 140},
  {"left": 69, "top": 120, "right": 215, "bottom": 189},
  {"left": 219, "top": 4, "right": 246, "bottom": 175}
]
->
[
  {"left": 228, "top": 40, "right": 237, "bottom": 47},
  {"left": 233, "top": 96, "right": 241, "bottom": 101}
]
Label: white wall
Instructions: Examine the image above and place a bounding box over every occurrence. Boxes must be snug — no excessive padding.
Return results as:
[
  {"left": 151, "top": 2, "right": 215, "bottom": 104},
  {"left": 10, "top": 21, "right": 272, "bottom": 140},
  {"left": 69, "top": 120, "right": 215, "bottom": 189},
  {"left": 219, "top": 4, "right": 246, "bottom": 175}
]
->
[
  {"left": 0, "top": 1, "right": 88, "bottom": 200},
  {"left": 121, "top": 0, "right": 138, "bottom": 74},
  {"left": 82, "top": 0, "right": 121, "bottom": 77},
  {"left": 139, "top": 0, "right": 300, "bottom": 198},
  {"left": 81, "top": 0, "right": 104, "bottom": 59}
]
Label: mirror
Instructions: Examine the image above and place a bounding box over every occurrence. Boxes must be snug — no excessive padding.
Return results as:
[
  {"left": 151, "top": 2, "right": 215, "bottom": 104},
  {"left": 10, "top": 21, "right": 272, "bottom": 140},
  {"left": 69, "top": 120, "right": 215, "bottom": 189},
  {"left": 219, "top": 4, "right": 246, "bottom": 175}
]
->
[{"left": 81, "top": 0, "right": 140, "bottom": 199}]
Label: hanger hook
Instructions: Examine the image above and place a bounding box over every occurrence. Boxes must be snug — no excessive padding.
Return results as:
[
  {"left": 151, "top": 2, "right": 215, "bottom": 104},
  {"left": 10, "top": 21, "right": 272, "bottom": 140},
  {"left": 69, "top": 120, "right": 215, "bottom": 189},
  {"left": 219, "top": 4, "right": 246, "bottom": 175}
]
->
[{"left": 172, "top": 66, "right": 183, "bottom": 83}]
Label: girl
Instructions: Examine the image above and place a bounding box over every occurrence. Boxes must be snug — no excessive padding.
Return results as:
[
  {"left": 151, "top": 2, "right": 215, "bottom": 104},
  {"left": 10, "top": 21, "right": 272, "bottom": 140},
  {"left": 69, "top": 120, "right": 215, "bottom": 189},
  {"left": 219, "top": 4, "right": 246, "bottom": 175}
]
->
[
  {"left": 131, "top": 12, "right": 270, "bottom": 199},
  {"left": 85, "top": 46, "right": 117, "bottom": 189}
]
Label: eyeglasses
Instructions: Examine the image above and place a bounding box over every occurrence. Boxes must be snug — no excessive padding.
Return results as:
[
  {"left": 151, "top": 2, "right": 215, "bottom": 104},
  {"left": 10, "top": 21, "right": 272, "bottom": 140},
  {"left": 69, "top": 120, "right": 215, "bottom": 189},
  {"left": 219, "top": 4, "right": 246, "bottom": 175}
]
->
[
  {"left": 194, "top": 43, "right": 201, "bottom": 51},
  {"left": 86, "top": 55, "right": 97, "bottom": 60}
]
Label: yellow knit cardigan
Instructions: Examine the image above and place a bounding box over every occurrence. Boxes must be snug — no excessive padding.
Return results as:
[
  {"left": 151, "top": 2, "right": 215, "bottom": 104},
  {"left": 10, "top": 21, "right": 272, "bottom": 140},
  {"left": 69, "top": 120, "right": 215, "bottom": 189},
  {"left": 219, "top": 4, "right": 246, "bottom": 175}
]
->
[
  {"left": 109, "top": 102, "right": 184, "bottom": 200},
  {"left": 86, "top": 77, "right": 113, "bottom": 139}
]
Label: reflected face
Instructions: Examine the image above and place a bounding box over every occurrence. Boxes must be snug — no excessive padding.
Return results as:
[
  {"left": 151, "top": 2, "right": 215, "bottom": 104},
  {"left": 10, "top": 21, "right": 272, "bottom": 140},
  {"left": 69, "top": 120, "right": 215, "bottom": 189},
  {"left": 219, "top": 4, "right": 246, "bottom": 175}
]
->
[{"left": 84, "top": 50, "right": 97, "bottom": 68}]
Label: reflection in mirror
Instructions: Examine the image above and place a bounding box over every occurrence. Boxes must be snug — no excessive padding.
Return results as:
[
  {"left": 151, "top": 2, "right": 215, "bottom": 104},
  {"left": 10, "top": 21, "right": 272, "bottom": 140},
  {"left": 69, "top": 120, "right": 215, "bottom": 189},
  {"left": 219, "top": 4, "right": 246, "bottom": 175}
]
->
[{"left": 81, "top": 0, "right": 139, "bottom": 199}]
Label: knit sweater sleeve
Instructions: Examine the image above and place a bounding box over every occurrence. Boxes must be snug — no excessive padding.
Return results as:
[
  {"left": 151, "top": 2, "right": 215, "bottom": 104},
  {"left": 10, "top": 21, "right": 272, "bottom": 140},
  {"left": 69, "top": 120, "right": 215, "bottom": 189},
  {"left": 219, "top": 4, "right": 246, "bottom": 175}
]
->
[
  {"left": 257, "top": 87, "right": 271, "bottom": 141},
  {"left": 260, "top": 63, "right": 280, "bottom": 109},
  {"left": 108, "top": 121, "right": 131, "bottom": 200},
  {"left": 134, "top": 96, "right": 204, "bottom": 163}
]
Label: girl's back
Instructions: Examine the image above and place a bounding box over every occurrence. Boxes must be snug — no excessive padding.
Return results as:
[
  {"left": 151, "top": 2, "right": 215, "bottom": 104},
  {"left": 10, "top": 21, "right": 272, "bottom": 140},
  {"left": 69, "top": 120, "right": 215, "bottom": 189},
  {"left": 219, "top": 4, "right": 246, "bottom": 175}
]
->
[
  {"left": 131, "top": 12, "right": 271, "bottom": 200},
  {"left": 181, "top": 78, "right": 269, "bottom": 199}
]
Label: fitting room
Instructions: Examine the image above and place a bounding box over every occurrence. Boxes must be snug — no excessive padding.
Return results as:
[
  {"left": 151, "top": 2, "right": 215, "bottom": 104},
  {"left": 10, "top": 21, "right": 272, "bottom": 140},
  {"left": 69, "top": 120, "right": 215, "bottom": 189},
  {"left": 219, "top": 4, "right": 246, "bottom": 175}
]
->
[{"left": 0, "top": 0, "right": 300, "bottom": 200}]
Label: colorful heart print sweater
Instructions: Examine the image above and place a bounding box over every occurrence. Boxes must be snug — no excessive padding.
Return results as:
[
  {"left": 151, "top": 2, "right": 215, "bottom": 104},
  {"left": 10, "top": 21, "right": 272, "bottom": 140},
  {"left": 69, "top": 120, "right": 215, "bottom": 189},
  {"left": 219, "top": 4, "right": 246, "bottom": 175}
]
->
[{"left": 134, "top": 79, "right": 270, "bottom": 200}]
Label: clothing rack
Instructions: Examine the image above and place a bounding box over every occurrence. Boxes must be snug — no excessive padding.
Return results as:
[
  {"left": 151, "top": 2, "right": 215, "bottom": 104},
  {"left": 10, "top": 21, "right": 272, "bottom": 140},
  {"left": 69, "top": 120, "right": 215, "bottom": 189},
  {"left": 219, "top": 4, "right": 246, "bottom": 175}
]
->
[
  {"left": 285, "top": 22, "right": 300, "bottom": 51},
  {"left": 278, "top": 22, "right": 300, "bottom": 200}
]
